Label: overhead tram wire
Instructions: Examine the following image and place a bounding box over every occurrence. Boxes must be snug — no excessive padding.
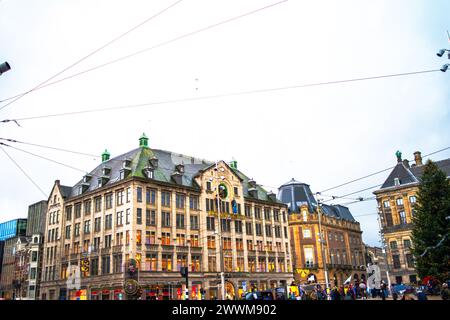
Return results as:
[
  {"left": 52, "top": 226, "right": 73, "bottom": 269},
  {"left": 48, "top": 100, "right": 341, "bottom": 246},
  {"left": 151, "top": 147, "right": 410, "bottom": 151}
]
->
[
  {"left": 322, "top": 161, "right": 450, "bottom": 205},
  {"left": 0, "top": 137, "right": 99, "bottom": 158},
  {"left": 0, "top": 0, "right": 287, "bottom": 106},
  {"left": 0, "top": 142, "right": 98, "bottom": 177},
  {"left": 0, "top": 0, "right": 185, "bottom": 111},
  {"left": 0, "top": 69, "right": 443, "bottom": 125},
  {"left": 0, "top": 145, "right": 47, "bottom": 198},
  {"left": 318, "top": 146, "right": 450, "bottom": 194}
]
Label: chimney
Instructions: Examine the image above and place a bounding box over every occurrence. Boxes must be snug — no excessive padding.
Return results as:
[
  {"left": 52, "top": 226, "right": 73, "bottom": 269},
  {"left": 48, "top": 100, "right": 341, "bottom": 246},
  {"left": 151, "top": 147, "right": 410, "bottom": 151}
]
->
[
  {"left": 403, "top": 159, "right": 410, "bottom": 168},
  {"left": 414, "top": 151, "right": 423, "bottom": 166}
]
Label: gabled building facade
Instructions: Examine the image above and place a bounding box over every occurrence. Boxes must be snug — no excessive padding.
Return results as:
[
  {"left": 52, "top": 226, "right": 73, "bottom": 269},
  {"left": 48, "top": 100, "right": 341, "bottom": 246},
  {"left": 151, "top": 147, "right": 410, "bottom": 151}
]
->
[
  {"left": 373, "top": 150, "right": 450, "bottom": 285},
  {"left": 39, "top": 134, "right": 293, "bottom": 300}
]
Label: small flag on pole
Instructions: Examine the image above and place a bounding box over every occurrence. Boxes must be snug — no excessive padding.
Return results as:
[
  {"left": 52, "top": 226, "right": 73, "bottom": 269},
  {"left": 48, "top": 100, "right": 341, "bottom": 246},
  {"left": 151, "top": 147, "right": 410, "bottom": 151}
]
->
[
  {"left": 344, "top": 275, "right": 352, "bottom": 284},
  {"left": 308, "top": 275, "right": 315, "bottom": 282}
]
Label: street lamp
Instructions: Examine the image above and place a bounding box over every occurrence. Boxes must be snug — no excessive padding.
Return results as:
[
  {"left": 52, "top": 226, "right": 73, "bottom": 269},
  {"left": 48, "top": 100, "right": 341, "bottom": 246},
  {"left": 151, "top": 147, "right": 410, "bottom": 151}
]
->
[
  {"left": 213, "top": 162, "right": 226, "bottom": 300},
  {"left": 0, "top": 61, "right": 11, "bottom": 75},
  {"left": 314, "top": 200, "right": 330, "bottom": 290}
]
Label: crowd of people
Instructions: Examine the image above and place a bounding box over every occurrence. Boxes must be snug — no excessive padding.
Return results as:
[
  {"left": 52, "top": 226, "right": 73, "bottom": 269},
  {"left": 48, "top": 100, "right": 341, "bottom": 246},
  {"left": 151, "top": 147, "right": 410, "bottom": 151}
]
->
[
  {"left": 288, "top": 280, "right": 376, "bottom": 300},
  {"left": 286, "top": 278, "right": 449, "bottom": 301}
]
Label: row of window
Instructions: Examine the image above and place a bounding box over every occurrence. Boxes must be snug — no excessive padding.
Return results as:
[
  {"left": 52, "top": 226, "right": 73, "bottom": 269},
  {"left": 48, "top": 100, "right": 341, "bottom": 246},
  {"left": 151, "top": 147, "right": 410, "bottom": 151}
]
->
[
  {"left": 392, "top": 253, "right": 415, "bottom": 269},
  {"left": 382, "top": 196, "right": 416, "bottom": 208},
  {"left": 56, "top": 254, "right": 287, "bottom": 278},
  {"left": 389, "top": 238, "right": 412, "bottom": 249},
  {"left": 66, "top": 188, "right": 202, "bottom": 221},
  {"left": 205, "top": 217, "right": 287, "bottom": 238},
  {"left": 381, "top": 209, "right": 410, "bottom": 227}
]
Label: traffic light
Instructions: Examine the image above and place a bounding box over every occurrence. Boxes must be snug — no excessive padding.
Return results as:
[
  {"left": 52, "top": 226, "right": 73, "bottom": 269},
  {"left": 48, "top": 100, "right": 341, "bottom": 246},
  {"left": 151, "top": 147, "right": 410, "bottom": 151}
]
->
[{"left": 180, "top": 267, "right": 188, "bottom": 277}]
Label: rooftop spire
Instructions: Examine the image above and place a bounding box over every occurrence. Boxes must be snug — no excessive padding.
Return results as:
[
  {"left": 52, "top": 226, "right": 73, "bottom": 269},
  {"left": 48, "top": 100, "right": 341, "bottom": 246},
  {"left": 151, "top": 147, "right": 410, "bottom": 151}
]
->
[
  {"left": 101, "top": 149, "right": 110, "bottom": 162},
  {"left": 139, "top": 133, "right": 148, "bottom": 148},
  {"left": 396, "top": 150, "right": 402, "bottom": 163}
]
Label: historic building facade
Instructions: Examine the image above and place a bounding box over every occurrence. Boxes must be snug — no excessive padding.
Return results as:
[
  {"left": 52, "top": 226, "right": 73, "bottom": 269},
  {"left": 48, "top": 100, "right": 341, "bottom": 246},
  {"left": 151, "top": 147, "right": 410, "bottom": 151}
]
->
[
  {"left": 39, "top": 134, "right": 293, "bottom": 300},
  {"left": 278, "top": 179, "right": 366, "bottom": 287},
  {"left": 0, "top": 219, "right": 27, "bottom": 299},
  {"left": 373, "top": 151, "right": 450, "bottom": 285}
]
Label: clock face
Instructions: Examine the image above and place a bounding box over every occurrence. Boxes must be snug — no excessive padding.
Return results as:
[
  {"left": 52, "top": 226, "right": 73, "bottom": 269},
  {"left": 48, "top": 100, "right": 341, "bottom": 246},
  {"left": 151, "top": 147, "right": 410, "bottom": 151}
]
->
[{"left": 218, "top": 184, "right": 228, "bottom": 199}]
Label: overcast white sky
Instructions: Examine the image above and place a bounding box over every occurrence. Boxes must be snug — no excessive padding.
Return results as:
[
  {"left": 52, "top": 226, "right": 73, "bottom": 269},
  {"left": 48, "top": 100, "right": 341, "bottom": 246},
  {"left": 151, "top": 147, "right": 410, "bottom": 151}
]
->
[{"left": 0, "top": 0, "right": 449, "bottom": 246}]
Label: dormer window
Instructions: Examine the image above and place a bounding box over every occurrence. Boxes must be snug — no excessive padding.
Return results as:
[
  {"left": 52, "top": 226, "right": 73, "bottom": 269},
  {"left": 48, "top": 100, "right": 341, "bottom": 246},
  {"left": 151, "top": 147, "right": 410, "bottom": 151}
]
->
[
  {"left": 102, "top": 166, "right": 111, "bottom": 176},
  {"left": 83, "top": 174, "right": 92, "bottom": 183},
  {"left": 123, "top": 159, "right": 132, "bottom": 169},
  {"left": 149, "top": 156, "right": 158, "bottom": 169},
  {"left": 147, "top": 169, "right": 154, "bottom": 179},
  {"left": 175, "top": 164, "right": 185, "bottom": 174},
  {"left": 120, "top": 167, "right": 131, "bottom": 180},
  {"left": 394, "top": 178, "right": 400, "bottom": 186}
]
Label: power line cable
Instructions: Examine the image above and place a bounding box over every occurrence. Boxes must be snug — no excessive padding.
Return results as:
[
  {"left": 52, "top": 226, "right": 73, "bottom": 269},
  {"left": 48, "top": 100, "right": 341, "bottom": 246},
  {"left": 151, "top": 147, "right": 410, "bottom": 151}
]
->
[
  {"left": 0, "top": 142, "right": 95, "bottom": 177},
  {"left": 0, "top": 0, "right": 287, "bottom": 106},
  {"left": 0, "top": 69, "right": 442, "bottom": 125},
  {"left": 0, "top": 145, "right": 47, "bottom": 197},
  {"left": 0, "top": 0, "right": 184, "bottom": 111},
  {"left": 319, "top": 146, "right": 450, "bottom": 193},
  {"left": 0, "top": 137, "right": 99, "bottom": 158},
  {"left": 322, "top": 160, "right": 450, "bottom": 204}
]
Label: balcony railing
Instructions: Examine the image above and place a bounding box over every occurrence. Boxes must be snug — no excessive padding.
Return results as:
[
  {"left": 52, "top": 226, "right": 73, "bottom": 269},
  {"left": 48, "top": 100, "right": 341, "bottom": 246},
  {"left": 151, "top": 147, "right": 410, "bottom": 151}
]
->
[
  {"left": 145, "top": 244, "right": 159, "bottom": 251},
  {"left": 176, "top": 246, "right": 189, "bottom": 253},
  {"left": 101, "top": 247, "right": 111, "bottom": 254},
  {"left": 70, "top": 253, "right": 79, "bottom": 260},
  {"left": 112, "top": 245, "right": 122, "bottom": 253},
  {"left": 190, "top": 245, "right": 202, "bottom": 252},
  {"left": 161, "top": 244, "right": 174, "bottom": 252},
  {"left": 303, "top": 263, "right": 318, "bottom": 269}
]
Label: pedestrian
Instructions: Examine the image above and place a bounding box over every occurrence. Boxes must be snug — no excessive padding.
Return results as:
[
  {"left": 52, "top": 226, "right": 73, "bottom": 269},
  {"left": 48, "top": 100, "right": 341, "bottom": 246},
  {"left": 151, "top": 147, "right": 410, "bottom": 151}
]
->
[
  {"left": 380, "top": 281, "right": 386, "bottom": 301},
  {"left": 441, "top": 283, "right": 450, "bottom": 300},
  {"left": 359, "top": 282, "right": 367, "bottom": 300}
]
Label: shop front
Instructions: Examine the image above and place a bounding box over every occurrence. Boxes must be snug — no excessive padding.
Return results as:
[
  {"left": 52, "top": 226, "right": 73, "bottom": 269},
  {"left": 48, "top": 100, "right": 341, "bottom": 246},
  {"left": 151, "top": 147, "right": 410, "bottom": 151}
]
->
[
  {"left": 68, "top": 289, "right": 88, "bottom": 300},
  {"left": 113, "top": 288, "right": 124, "bottom": 300},
  {"left": 101, "top": 289, "right": 111, "bottom": 300},
  {"left": 144, "top": 284, "right": 174, "bottom": 300}
]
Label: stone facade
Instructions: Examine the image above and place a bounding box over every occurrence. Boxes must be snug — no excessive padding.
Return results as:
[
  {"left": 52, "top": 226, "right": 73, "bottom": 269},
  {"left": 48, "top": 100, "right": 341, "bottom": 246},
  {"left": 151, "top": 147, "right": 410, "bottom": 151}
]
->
[
  {"left": 39, "top": 136, "right": 293, "bottom": 300},
  {"left": 289, "top": 205, "right": 366, "bottom": 286},
  {"left": 373, "top": 150, "right": 450, "bottom": 285}
]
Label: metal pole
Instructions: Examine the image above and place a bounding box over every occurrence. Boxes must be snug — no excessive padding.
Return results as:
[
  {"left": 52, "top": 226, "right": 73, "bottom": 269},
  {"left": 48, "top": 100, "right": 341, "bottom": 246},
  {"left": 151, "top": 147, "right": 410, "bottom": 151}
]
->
[
  {"left": 215, "top": 161, "right": 226, "bottom": 300},
  {"left": 317, "top": 200, "right": 329, "bottom": 290},
  {"left": 376, "top": 213, "right": 391, "bottom": 292}
]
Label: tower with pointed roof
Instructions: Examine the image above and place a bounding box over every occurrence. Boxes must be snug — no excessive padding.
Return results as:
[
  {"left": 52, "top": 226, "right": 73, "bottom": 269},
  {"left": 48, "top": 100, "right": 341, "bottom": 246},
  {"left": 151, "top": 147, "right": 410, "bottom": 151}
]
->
[{"left": 277, "top": 178, "right": 366, "bottom": 287}]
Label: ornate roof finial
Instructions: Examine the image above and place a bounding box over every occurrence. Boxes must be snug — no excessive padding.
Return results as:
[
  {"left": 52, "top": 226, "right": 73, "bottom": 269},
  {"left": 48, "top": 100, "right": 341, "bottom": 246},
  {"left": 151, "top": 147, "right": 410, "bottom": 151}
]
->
[
  {"left": 139, "top": 133, "right": 148, "bottom": 148},
  {"left": 101, "top": 149, "right": 110, "bottom": 162},
  {"left": 395, "top": 150, "right": 402, "bottom": 163}
]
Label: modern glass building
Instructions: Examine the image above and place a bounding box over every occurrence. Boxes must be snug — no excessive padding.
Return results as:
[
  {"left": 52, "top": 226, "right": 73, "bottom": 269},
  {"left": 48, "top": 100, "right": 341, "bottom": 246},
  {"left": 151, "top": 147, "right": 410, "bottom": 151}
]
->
[{"left": 0, "top": 219, "right": 27, "bottom": 241}]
